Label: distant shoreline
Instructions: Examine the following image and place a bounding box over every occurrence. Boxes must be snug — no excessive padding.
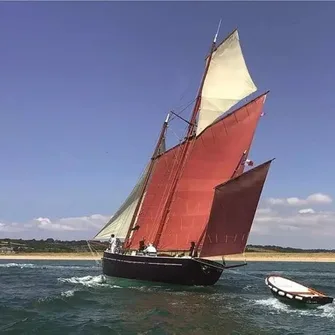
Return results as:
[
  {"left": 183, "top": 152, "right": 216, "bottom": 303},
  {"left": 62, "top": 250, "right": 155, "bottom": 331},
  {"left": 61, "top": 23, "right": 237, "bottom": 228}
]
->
[
  {"left": 1, "top": 252, "right": 335, "bottom": 262},
  {"left": 0, "top": 252, "right": 101, "bottom": 261}
]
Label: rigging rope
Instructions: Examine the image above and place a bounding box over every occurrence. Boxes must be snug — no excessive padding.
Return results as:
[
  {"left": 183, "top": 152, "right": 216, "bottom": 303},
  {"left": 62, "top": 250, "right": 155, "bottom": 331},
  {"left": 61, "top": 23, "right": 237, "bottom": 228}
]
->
[
  {"left": 169, "top": 127, "right": 184, "bottom": 143},
  {"left": 220, "top": 252, "right": 265, "bottom": 282},
  {"left": 86, "top": 240, "right": 101, "bottom": 266},
  {"left": 224, "top": 268, "right": 265, "bottom": 282},
  {"left": 170, "top": 98, "right": 197, "bottom": 122}
]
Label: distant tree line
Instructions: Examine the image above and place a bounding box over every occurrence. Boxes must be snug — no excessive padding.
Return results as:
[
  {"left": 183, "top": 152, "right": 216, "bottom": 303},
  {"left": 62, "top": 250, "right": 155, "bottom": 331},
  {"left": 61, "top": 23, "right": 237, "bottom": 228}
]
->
[
  {"left": 1, "top": 239, "right": 334, "bottom": 253},
  {"left": 246, "top": 245, "right": 335, "bottom": 253},
  {"left": 0, "top": 238, "right": 108, "bottom": 253}
]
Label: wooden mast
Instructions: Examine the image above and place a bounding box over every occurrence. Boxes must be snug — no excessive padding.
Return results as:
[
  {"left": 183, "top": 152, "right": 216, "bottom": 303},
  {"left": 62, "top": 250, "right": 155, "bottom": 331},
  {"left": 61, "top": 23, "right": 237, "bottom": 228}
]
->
[
  {"left": 123, "top": 113, "right": 170, "bottom": 249},
  {"left": 153, "top": 23, "right": 221, "bottom": 248}
]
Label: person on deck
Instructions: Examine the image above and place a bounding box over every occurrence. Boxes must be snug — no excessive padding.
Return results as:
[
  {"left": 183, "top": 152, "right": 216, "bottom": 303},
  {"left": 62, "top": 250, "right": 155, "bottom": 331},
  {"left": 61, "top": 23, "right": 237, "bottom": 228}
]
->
[
  {"left": 115, "top": 237, "right": 122, "bottom": 253},
  {"left": 189, "top": 241, "right": 198, "bottom": 258},
  {"left": 144, "top": 243, "right": 157, "bottom": 256},
  {"left": 109, "top": 234, "right": 117, "bottom": 253},
  {"left": 139, "top": 239, "right": 146, "bottom": 252}
]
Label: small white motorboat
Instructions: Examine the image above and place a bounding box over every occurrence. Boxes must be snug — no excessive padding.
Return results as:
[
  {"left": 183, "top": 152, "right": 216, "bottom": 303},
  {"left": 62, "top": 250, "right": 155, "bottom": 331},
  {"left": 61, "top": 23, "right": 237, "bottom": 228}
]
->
[{"left": 265, "top": 275, "right": 333, "bottom": 306}]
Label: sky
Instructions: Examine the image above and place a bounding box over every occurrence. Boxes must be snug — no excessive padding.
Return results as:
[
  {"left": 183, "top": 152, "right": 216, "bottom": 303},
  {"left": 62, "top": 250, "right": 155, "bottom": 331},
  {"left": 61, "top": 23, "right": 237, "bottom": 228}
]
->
[{"left": 1, "top": 2, "right": 335, "bottom": 248}]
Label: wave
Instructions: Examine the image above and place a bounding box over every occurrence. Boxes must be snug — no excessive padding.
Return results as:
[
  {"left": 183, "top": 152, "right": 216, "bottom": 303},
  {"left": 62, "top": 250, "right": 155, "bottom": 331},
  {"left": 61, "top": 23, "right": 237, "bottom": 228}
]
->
[
  {"left": 57, "top": 275, "right": 188, "bottom": 293},
  {"left": 253, "top": 297, "right": 335, "bottom": 319},
  {"left": 0, "top": 318, "right": 28, "bottom": 332},
  {"left": 34, "top": 289, "right": 81, "bottom": 307},
  {"left": 0, "top": 262, "right": 99, "bottom": 270},
  {"left": 58, "top": 275, "right": 121, "bottom": 289},
  {"left": 0, "top": 263, "right": 35, "bottom": 269},
  {"left": 61, "top": 290, "right": 75, "bottom": 297}
]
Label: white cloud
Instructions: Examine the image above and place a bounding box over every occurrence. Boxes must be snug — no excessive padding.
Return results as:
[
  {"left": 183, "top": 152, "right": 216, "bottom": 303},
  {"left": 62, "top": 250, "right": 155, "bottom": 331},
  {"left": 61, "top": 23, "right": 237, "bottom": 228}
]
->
[
  {"left": 307, "top": 193, "right": 332, "bottom": 204},
  {"left": 267, "top": 198, "right": 286, "bottom": 205},
  {"left": 266, "top": 193, "right": 332, "bottom": 207},
  {"left": 250, "top": 197, "right": 335, "bottom": 248},
  {"left": 287, "top": 197, "right": 304, "bottom": 206},
  {"left": 253, "top": 210, "right": 335, "bottom": 229},
  {"left": 298, "top": 208, "right": 315, "bottom": 214},
  {"left": 0, "top": 221, "right": 25, "bottom": 233},
  {"left": 33, "top": 214, "right": 110, "bottom": 232},
  {"left": 0, "top": 214, "right": 110, "bottom": 240},
  {"left": 1, "top": 191, "right": 334, "bottom": 248},
  {"left": 255, "top": 208, "right": 273, "bottom": 215}
]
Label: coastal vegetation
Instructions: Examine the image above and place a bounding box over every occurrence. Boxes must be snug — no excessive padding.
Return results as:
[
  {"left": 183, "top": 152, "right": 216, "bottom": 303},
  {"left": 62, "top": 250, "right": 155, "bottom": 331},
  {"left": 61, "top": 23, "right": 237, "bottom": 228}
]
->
[
  {"left": 0, "top": 238, "right": 107, "bottom": 253},
  {"left": 1, "top": 238, "right": 334, "bottom": 254}
]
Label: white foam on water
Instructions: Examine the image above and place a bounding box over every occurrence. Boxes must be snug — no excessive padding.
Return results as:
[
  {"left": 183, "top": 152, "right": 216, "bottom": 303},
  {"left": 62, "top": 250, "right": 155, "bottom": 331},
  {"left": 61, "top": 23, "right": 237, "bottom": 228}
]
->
[
  {"left": 318, "top": 303, "right": 335, "bottom": 319},
  {"left": 46, "top": 265, "right": 100, "bottom": 270},
  {"left": 127, "top": 286, "right": 154, "bottom": 292},
  {"left": 61, "top": 290, "right": 75, "bottom": 297},
  {"left": 254, "top": 297, "right": 289, "bottom": 312},
  {"left": 242, "top": 284, "right": 255, "bottom": 291},
  {"left": 253, "top": 297, "right": 335, "bottom": 319},
  {"left": 58, "top": 274, "right": 121, "bottom": 289},
  {"left": 0, "top": 263, "right": 35, "bottom": 268},
  {"left": 0, "top": 262, "right": 99, "bottom": 270},
  {"left": 36, "top": 290, "right": 77, "bottom": 303}
]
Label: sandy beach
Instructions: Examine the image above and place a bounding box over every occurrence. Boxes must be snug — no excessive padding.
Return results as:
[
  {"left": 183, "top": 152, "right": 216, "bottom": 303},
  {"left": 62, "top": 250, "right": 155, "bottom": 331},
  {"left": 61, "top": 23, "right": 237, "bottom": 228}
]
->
[
  {"left": 219, "top": 252, "right": 335, "bottom": 263},
  {"left": 1, "top": 252, "right": 335, "bottom": 262}
]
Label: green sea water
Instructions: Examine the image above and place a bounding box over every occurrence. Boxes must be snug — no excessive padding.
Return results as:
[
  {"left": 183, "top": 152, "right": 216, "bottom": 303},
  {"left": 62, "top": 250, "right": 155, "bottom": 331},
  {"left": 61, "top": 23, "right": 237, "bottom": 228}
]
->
[{"left": 0, "top": 260, "right": 334, "bottom": 334}]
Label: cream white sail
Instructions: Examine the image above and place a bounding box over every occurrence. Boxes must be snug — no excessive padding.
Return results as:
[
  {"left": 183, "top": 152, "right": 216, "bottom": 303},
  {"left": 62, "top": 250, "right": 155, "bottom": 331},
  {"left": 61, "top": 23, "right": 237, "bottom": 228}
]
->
[
  {"left": 197, "top": 29, "right": 257, "bottom": 135},
  {"left": 93, "top": 136, "right": 166, "bottom": 240},
  {"left": 93, "top": 164, "right": 149, "bottom": 240}
]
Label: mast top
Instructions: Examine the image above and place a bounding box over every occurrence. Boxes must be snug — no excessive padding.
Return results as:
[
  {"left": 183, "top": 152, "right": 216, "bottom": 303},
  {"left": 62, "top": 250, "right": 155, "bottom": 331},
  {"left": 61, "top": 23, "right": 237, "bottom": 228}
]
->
[{"left": 213, "top": 19, "right": 222, "bottom": 43}]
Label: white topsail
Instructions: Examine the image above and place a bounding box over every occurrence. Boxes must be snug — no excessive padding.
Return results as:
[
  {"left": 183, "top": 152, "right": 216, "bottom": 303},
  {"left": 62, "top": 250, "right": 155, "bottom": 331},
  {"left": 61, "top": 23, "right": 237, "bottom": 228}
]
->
[{"left": 197, "top": 29, "right": 257, "bottom": 136}]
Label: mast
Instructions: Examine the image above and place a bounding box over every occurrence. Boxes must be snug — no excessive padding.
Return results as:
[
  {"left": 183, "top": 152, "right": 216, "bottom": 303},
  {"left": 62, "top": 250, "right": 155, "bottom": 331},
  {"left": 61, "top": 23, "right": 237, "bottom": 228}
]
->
[
  {"left": 123, "top": 113, "right": 170, "bottom": 248},
  {"left": 153, "top": 26, "right": 220, "bottom": 248}
]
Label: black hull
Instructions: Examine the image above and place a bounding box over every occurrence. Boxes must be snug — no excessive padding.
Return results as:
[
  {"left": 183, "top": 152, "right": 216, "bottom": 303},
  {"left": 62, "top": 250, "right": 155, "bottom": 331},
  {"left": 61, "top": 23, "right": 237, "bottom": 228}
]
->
[{"left": 102, "top": 252, "right": 224, "bottom": 286}]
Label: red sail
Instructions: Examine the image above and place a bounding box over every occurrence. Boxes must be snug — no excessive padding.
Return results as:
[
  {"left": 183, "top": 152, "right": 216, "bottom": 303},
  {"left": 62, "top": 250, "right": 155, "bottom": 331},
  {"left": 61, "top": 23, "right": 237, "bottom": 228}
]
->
[
  {"left": 128, "top": 143, "right": 185, "bottom": 249},
  {"left": 200, "top": 159, "right": 273, "bottom": 257},
  {"left": 157, "top": 93, "right": 267, "bottom": 251}
]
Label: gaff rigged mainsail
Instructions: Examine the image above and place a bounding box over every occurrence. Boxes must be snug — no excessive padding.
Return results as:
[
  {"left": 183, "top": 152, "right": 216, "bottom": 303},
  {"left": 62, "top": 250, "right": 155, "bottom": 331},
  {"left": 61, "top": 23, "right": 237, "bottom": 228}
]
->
[
  {"left": 155, "top": 93, "right": 267, "bottom": 251},
  {"left": 200, "top": 159, "right": 273, "bottom": 258}
]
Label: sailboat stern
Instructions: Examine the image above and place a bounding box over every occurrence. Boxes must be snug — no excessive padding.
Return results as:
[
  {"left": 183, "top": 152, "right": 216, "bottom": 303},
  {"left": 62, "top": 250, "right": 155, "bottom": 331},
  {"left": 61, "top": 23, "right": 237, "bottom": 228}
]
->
[{"left": 102, "top": 252, "right": 223, "bottom": 286}]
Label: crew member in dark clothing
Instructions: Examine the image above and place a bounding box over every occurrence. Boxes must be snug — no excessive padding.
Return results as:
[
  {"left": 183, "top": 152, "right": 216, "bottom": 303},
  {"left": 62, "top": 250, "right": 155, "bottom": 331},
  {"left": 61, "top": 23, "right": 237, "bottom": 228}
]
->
[
  {"left": 189, "top": 241, "right": 198, "bottom": 257},
  {"left": 139, "top": 239, "right": 146, "bottom": 252}
]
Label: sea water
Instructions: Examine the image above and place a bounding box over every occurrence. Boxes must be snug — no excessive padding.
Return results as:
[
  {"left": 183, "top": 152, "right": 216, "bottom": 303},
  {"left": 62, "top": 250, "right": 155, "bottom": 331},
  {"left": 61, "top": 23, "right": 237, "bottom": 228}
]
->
[{"left": 0, "top": 260, "right": 334, "bottom": 334}]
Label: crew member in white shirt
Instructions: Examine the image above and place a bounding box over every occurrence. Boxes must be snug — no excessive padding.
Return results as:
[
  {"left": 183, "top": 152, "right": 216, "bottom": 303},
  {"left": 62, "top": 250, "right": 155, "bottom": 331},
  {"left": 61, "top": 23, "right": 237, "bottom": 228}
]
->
[
  {"left": 109, "top": 234, "right": 117, "bottom": 253},
  {"left": 144, "top": 243, "right": 157, "bottom": 256}
]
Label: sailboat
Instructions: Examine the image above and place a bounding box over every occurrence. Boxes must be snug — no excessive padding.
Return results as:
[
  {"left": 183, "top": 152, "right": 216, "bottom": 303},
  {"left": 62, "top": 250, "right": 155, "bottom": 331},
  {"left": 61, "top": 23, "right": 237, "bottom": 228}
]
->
[{"left": 92, "top": 26, "right": 274, "bottom": 286}]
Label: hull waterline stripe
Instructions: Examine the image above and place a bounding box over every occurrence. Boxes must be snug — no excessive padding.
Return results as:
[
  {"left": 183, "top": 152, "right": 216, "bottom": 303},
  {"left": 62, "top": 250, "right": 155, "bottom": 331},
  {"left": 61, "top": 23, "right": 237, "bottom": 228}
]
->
[{"left": 104, "top": 256, "right": 183, "bottom": 266}]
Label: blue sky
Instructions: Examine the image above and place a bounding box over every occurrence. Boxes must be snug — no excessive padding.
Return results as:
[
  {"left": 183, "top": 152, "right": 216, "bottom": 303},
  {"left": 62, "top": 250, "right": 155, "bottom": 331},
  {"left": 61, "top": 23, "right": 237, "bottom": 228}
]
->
[{"left": 1, "top": 2, "right": 334, "bottom": 247}]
